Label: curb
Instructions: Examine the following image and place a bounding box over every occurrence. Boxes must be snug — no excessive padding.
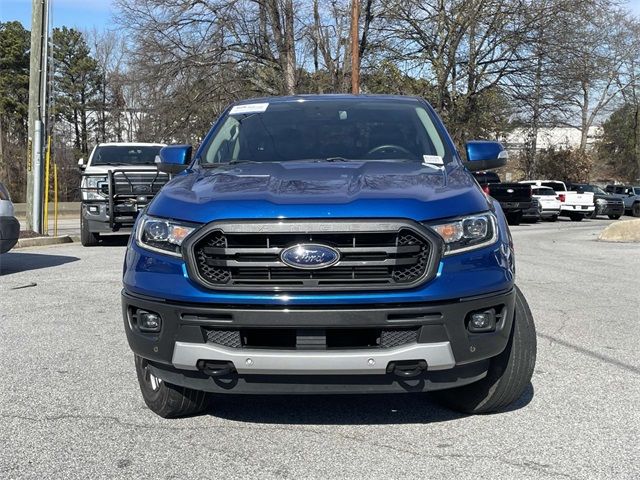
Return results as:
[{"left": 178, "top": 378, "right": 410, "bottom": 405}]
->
[
  {"left": 15, "top": 235, "right": 79, "bottom": 249},
  {"left": 598, "top": 219, "right": 640, "bottom": 243}
]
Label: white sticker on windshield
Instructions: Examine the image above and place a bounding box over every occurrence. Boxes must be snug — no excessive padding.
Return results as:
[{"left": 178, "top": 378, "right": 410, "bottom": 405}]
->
[
  {"left": 228, "top": 103, "right": 269, "bottom": 115},
  {"left": 422, "top": 155, "right": 444, "bottom": 165}
]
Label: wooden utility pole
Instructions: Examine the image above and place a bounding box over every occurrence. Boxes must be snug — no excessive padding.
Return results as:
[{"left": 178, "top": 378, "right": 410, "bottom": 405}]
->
[
  {"left": 26, "top": 0, "right": 47, "bottom": 233},
  {"left": 350, "top": 0, "right": 360, "bottom": 94}
]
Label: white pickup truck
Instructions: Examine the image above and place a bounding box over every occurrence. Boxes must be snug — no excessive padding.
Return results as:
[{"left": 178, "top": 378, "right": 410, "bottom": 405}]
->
[{"left": 520, "top": 180, "right": 594, "bottom": 221}]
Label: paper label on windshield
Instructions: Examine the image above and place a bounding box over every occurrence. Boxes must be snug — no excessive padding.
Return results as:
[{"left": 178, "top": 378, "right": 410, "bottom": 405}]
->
[
  {"left": 422, "top": 155, "right": 444, "bottom": 165},
  {"left": 229, "top": 103, "right": 269, "bottom": 115}
]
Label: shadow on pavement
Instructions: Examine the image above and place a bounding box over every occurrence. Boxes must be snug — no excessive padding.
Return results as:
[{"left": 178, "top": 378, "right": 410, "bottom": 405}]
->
[
  {"left": 0, "top": 251, "right": 80, "bottom": 275},
  {"left": 206, "top": 383, "right": 534, "bottom": 425},
  {"left": 97, "top": 235, "right": 130, "bottom": 247}
]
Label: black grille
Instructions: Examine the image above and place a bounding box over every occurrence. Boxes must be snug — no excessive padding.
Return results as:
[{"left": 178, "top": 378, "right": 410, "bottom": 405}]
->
[
  {"left": 101, "top": 171, "right": 169, "bottom": 196},
  {"left": 380, "top": 328, "right": 420, "bottom": 348},
  {"left": 203, "top": 327, "right": 419, "bottom": 350},
  {"left": 205, "top": 329, "right": 242, "bottom": 348},
  {"left": 186, "top": 221, "right": 439, "bottom": 291}
]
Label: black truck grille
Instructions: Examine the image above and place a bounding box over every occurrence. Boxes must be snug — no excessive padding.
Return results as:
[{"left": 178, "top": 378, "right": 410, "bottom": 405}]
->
[
  {"left": 184, "top": 220, "right": 440, "bottom": 291},
  {"left": 203, "top": 327, "right": 420, "bottom": 350},
  {"left": 101, "top": 171, "right": 169, "bottom": 196}
]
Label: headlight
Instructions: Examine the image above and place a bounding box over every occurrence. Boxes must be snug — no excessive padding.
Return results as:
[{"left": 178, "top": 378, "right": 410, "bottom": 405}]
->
[
  {"left": 426, "top": 212, "right": 498, "bottom": 255},
  {"left": 81, "top": 175, "right": 107, "bottom": 200},
  {"left": 596, "top": 198, "right": 607, "bottom": 205},
  {"left": 136, "top": 214, "right": 197, "bottom": 257}
]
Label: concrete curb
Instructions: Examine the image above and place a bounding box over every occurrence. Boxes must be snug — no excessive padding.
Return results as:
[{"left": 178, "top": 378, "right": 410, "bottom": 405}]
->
[
  {"left": 598, "top": 219, "right": 640, "bottom": 243},
  {"left": 15, "top": 235, "right": 79, "bottom": 249}
]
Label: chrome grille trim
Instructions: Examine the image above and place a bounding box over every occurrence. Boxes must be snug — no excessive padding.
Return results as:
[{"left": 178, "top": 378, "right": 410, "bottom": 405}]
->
[{"left": 182, "top": 219, "right": 443, "bottom": 291}]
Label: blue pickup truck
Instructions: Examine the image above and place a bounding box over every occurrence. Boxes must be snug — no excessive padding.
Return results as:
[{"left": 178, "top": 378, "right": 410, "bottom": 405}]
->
[{"left": 122, "top": 95, "right": 536, "bottom": 418}]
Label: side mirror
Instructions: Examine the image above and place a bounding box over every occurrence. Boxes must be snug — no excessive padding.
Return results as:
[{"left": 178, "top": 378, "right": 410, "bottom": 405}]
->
[
  {"left": 157, "top": 145, "right": 192, "bottom": 174},
  {"left": 77, "top": 158, "right": 86, "bottom": 171},
  {"left": 463, "top": 141, "right": 508, "bottom": 172}
]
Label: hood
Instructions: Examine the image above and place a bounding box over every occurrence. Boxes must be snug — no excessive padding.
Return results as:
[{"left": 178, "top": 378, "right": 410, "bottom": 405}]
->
[{"left": 148, "top": 160, "right": 490, "bottom": 223}]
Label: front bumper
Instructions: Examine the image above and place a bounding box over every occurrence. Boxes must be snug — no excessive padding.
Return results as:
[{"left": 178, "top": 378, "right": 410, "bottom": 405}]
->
[
  {"left": 122, "top": 288, "right": 515, "bottom": 393},
  {"left": 0, "top": 216, "right": 19, "bottom": 253},
  {"left": 82, "top": 201, "right": 146, "bottom": 233},
  {"left": 595, "top": 201, "right": 624, "bottom": 216}
]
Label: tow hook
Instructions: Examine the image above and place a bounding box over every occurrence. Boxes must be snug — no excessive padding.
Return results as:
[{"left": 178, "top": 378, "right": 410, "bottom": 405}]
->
[
  {"left": 197, "top": 360, "right": 236, "bottom": 377},
  {"left": 386, "top": 360, "right": 428, "bottom": 378}
]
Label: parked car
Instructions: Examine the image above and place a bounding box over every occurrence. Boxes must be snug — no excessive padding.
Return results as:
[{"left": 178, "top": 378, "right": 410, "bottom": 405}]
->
[
  {"left": 522, "top": 197, "right": 541, "bottom": 223},
  {"left": 605, "top": 185, "right": 640, "bottom": 217},
  {"left": 471, "top": 171, "right": 533, "bottom": 225},
  {"left": 0, "top": 181, "right": 19, "bottom": 254},
  {"left": 122, "top": 95, "right": 536, "bottom": 418},
  {"left": 520, "top": 180, "right": 594, "bottom": 221},
  {"left": 531, "top": 186, "right": 562, "bottom": 221},
  {"left": 567, "top": 183, "right": 624, "bottom": 219},
  {"left": 78, "top": 142, "right": 168, "bottom": 246}
]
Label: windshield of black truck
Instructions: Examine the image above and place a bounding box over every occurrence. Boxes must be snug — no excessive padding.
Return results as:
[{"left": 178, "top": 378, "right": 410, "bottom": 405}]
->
[
  {"left": 200, "top": 100, "right": 452, "bottom": 165},
  {"left": 91, "top": 146, "right": 162, "bottom": 166}
]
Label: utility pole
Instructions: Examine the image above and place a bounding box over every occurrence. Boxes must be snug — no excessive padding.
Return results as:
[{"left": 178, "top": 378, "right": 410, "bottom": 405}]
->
[
  {"left": 350, "top": 0, "right": 360, "bottom": 94},
  {"left": 26, "top": 0, "right": 48, "bottom": 233}
]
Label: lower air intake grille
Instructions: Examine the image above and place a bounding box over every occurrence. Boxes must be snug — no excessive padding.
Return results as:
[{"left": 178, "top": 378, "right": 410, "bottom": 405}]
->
[
  {"left": 205, "top": 329, "right": 242, "bottom": 348},
  {"left": 203, "top": 327, "right": 420, "bottom": 350}
]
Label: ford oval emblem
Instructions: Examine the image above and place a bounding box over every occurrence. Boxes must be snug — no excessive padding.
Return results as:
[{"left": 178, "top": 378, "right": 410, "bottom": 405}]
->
[{"left": 280, "top": 244, "right": 340, "bottom": 270}]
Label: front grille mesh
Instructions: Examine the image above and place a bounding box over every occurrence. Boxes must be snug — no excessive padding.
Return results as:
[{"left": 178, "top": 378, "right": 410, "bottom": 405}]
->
[
  {"left": 205, "top": 329, "right": 241, "bottom": 348},
  {"left": 379, "top": 328, "right": 420, "bottom": 348},
  {"left": 203, "top": 327, "right": 419, "bottom": 349},
  {"left": 188, "top": 222, "right": 436, "bottom": 291}
]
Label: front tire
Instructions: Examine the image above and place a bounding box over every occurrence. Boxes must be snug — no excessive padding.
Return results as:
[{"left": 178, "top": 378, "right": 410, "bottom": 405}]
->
[
  {"left": 134, "top": 355, "right": 211, "bottom": 418},
  {"left": 433, "top": 286, "right": 536, "bottom": 414},
  {"left": 633, "top": 203, "right": 640, "bottom": 217},
  {"left": 80, "top": 215, "right": 99, "bottom": 246},
  {"left": 608, "top": 214, "right": 621, "bottom": 220},
  {"left": 569, "top": 212, "right": 584, "bottom": 222}
]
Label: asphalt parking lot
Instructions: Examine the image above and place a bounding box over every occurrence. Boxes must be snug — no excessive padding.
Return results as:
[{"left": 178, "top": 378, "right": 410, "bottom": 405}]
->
[{"left": 1, "top": 218, "right": 639, "bottom": 479}]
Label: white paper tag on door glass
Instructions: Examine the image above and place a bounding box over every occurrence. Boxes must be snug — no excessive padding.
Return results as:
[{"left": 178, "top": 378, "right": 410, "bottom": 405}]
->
[
  {"left": 422, "top": 155, "right": 444, "bottom": 165},
  {"left": 228, "top": 103, "right": 269, "bottom": 115}
]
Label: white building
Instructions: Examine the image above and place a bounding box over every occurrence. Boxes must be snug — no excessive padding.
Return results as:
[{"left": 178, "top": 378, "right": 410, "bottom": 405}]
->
[{"left": 501, "top": 126, "right": 602, "bottom": 153}]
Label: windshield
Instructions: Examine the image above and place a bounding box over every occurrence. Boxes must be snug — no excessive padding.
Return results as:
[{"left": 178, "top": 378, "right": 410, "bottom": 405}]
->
[
  {"left": 533, "top": 187, "right": 556, "bottom": 196},
  {"left": 200, "top": 100, "right": 452, "bottom": 165},
  {"left": 91, "top": 146, "right": 162, "bottom": 166},
  {"left": 541, "top": 182, "right": 565, "bottom": 192},
  {"left": 572, "top": 184, "right": 605, "bottom": 195}
]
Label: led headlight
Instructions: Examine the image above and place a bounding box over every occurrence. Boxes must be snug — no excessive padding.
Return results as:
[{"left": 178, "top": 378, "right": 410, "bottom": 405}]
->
[
  {"left": 80, "top": 175, "right": 107, "bottom": 200},
  {"left": 595, "top": 198, "right": 607, "bottom": 205},
  {"left": 426, "top": 212, "right": 497, "bottom": 255},
  {"left": 136, "top": 214, "right": 197, "bottom": 256}
]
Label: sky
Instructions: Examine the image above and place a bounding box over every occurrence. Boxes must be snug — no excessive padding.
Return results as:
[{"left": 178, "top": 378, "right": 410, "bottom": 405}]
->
[
  {"left": 1, "top": 0, "right": 640, "bottom": 32},
  {"left": 0, "top": 0, "right": 115, "bottom": 31}
]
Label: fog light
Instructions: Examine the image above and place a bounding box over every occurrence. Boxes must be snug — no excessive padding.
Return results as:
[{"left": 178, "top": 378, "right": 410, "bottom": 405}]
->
[
  {"left": 138, "top": 310, "right": 162, "bottom": 332},
  {"left": 468, "top": 309, "right": 496, "bottom": 333}
]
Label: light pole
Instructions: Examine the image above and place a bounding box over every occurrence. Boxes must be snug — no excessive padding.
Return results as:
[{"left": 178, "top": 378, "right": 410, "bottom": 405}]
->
[{"left": 26, "top": 0, "right": 49, "bottom": 233}]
